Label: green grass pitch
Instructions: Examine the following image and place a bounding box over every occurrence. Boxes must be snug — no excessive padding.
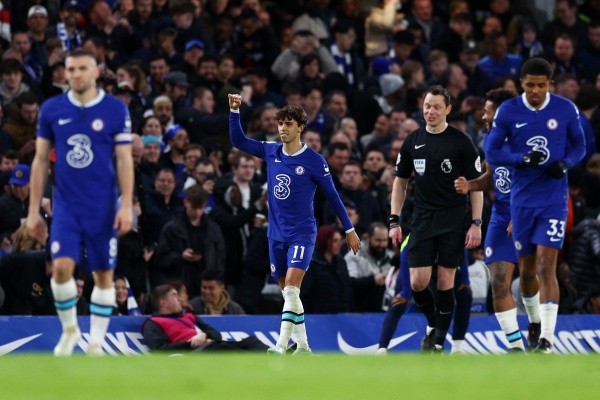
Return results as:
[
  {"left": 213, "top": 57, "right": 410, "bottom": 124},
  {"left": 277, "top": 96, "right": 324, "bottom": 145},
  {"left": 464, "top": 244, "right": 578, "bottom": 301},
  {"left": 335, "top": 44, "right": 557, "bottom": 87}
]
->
[{"left": 4, "top": 353, "right": 598, "bottom": 399}]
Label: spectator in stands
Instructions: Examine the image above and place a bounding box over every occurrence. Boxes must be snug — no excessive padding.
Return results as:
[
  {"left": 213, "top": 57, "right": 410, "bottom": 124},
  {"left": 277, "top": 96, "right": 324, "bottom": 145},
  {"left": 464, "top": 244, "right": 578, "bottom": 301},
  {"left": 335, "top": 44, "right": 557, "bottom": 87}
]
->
[
  {"left": 579, "top": 20, "right": 600, "bottom": 83},
  {"left": 209, "top": 181, "right": 265, "bottom": 292},
  {"left": 26, "top": 5, "right": 50, "bottom": 71},
  {"left": 4, "top": 91, "right": 38, "bottom": 163},
  {"left": 141, "top": 115, "right": 163, "bottom": 139},
  {"left": 271, "top": 30, "right": 337, "bottom": 86},
  {"left": 142, "top": 284, "right": 267, "bottom": 352},
  {"left": 301, "top": 225, "right": 353, "bottom": 313},
  {"left": 325, "top": 142, "right": 350, "bottom": 187},
  {"left": 143, "top": 168, "right": 182, "bottom": 247},
  {"left": 364, "top": 0, "right": 404, "bottom": 58},
  {"left": 163, "top": 71, "right": 189, "bottom": 114},
  {"left": 0, "top": 164, "right": 37, "bottom": 244},
  {"left": 345, "top": 222, "right": 393, "bottom": 312},
  {"left": 436, "top": 12, "right": 474, "bottom": 63},
  {"left": 171, "top": 0, "right": 214, "bottom": 56},
  {"left": 569, "top": 214, "right": 600, "bottom": 302},
  {"left": 516, "top": 19, "right": 544, "bottom": 60},
  {"left": 0, "top": 59, "right": 30, "bottom": 113},
  {"left": 302, "top": 86, "right": 336, "bottom": 142},
  {"left": 459, "top": 40, "right": 489, "bottom": 97},
  {"left": 302, "top": 129, "right": 322, "bottom": 153},
  {"left": 324, "top": 90, "right": 349, "bottom": 121},
  {"left": 0, "top": 225, "right": 54, "bottom": 315},
  {"left": 406, "top": 0, "right": 445, "bottom": 48},
  {"left": 47, "top": 0, "right": 83, "bottom": 52},
  {"left": 153, "top": 185, "right": 224, "bottom": 297},
  {"left": 160, "top": 124, "right": 189, "bottom": 176},
  {"left": 478, "top": 31, "right": 523, "bottom": 88},
  {"left": 540, "top": 0, "right": 588, "bottom": 52},
  {"left": 189, "top": 269, "right": 245, "bottom": 315},
  {"left": 330, "top": 19, "right": 365, "bottom": 89},
  {"left": 113, "top": 276, "right": 142, "bottom": 316},
  {"left": 550, "top": 33, "right": 583, "bottom": 78},
  {"left": 235, "top": 8, "right": 280, "bottom": 72},
  {"left": 152, "top": 95, "right": 174, "bottom": 131}
]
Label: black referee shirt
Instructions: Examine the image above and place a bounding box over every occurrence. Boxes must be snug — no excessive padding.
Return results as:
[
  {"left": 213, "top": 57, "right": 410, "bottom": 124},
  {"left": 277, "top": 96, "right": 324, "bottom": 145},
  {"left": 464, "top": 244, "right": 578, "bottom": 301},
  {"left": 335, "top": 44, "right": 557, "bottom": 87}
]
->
[{"left": 395, "top": 125, "right": 481, "bottom": 210}]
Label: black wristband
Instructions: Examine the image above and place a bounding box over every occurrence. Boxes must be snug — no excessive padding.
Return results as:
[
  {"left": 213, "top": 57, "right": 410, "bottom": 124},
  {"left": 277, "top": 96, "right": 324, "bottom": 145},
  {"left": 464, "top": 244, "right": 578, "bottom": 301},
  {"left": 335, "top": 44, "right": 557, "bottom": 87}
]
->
[{"left": 388, "top": 214, "right": 400, "bottom": 229}]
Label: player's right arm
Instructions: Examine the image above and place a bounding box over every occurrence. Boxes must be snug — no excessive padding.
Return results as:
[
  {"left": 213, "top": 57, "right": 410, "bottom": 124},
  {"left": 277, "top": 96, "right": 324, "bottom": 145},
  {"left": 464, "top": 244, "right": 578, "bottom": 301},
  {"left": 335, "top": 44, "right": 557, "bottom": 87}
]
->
[
  {"left": 484, "top": 106, "right": 530, "bottom": 166},
  {"left": 389, "top": 176, "right": 407, "bottom": 246},
  {"left": 26, "top": 137, "right": 51, "bottom": 244},
  {"left": 228, "top": 93, "right": 264, "bottom": 158},
  {"left": 454, "top": 161, "right": 493, "bottom": 194}
]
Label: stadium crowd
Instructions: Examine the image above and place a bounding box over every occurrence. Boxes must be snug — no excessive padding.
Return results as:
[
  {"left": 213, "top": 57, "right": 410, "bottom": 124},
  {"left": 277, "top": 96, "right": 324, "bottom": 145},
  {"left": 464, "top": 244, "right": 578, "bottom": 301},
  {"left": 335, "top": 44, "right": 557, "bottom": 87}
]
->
[{"left": 0, "top": 0, "right": 599, "bottom": 319}]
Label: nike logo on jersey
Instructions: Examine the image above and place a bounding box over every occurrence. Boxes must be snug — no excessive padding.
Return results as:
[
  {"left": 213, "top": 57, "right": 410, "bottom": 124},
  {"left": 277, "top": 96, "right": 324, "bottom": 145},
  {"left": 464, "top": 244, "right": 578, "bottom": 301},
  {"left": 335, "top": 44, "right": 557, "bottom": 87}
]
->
[
  {"left": 274, "top": 159, "right": 282, "bottom": 162},
  {"left": 414, "top": 144, "right": 426, "bottom": 149},
  {"left": 515, "top": 122, "right": 528, "bottom": 128},
  {"left": 58, "top": 118, "right": 72, "bottom": 125}
]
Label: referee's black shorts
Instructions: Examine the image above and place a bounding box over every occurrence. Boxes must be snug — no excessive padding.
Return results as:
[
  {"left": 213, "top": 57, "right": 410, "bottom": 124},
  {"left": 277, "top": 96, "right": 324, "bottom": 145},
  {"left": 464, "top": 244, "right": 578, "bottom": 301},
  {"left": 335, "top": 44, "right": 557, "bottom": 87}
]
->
[{"left": 407, "top": 205, "right": 468, "bottom": 268}]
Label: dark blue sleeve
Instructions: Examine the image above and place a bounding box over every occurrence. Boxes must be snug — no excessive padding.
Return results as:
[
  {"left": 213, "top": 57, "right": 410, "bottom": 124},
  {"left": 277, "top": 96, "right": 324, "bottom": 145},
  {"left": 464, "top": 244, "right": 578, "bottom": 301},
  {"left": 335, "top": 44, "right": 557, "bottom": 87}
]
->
[
  {"left": 460, "top": 248, "right": 470, "bottom": 285},
  {"left": 562, "top": 107, "right": 586, "bottom": 168},
  {"left": 484, "top": 106, "right": 523, "bottom": 166},
  {"left": 317, "top": 174, "right": 354, "bottom": 232},
  {"left": 229, "top": 111, "right": 264, "bottom": 158},
  {"left": 398, "top": 243, "right": 411, "bottom": 300}
]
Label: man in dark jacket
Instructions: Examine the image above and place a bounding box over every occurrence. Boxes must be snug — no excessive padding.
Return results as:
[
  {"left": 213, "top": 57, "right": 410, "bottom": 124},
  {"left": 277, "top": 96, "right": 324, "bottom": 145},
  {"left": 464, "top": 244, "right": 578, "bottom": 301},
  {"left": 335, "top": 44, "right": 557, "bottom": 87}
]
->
[
  {"left": 568, "top": 215, "right": 600, "bottom": 301},
  {"left": 142, "top": 284, "right": 267, "bottom": 352},
  {"left": 154, "top": 185, "right": 225, "bottom": 297}
]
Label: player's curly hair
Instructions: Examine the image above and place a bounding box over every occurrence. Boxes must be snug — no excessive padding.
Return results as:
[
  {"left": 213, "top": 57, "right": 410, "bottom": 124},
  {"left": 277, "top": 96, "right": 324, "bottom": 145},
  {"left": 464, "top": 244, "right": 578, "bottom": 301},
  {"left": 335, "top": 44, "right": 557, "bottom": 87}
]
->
[
  {"left": 276, "top": 105, "right": 308, "bottom": 127},
  {"left": 520, "top": 57, "right": 552, "bottom": 78},
  {"left": 486, "top": 88, "right": 516, "bottom": 108}
]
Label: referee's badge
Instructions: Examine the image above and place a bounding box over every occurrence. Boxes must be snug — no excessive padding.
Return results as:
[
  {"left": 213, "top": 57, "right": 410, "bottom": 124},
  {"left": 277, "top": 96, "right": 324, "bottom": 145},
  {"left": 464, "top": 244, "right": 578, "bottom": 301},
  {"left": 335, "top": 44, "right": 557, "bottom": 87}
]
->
[{"left": 414, "top": 159, "right": 425, "bottom": 175}]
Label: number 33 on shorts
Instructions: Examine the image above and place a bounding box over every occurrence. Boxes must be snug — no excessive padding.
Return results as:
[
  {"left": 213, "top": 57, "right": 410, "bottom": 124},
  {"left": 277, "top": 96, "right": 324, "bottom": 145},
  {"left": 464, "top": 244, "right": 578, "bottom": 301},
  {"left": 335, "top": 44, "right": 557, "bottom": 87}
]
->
[{"left": 546, "top": 219, "right": 565, "bottom": 242}]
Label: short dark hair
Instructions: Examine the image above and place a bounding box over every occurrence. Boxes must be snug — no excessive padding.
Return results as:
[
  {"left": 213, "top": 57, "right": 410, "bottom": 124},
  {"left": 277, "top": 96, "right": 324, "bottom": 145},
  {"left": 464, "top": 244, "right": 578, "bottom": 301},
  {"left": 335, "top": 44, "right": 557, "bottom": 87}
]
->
[
  {"left": 0, "top": 59, "right": 23, "bottom": 75},
  {"left": 185, "top": 184, "right": 209, "bottom": 208},
  {"left": 425, "top": 85, "right": 451, "bottom": 106},
  {"left": 151, "top": 284, "right": 175, "bottom": 311},
  {"left": 368, "top": 221, "right": 388, "bottom": 236},
  {"left": 14, "top": 91, "right": 38, "bottom": 107},
  {"left": 66, "top": 47, "right": 96, "bottom": 61},
  {"left": 520, "top": 57, "right": 553, "bottom": 78},
  {"left": 276, "top": 105, "right": 308, "bottom": 126},
  {"left": 200, "top": 269, "right": 225, "bottom": 283},
  {"left": 328, "top": 141, "right": 350, "bottom": 155},
  {"left": 485, "top": 88, "right": 516, "bottom": 108}
]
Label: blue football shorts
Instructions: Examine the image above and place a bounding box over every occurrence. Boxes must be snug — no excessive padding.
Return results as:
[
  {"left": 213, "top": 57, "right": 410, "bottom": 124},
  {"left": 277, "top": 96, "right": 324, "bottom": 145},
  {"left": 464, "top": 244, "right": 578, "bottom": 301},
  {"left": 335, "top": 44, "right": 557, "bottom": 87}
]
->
[
  {"left": 49, "top": 206, "right": 118, "bottom": 270},
  {"left": 484, "top": 210, "right": 518, "bottom": 264},
  {"left": 510, "top": 204, "right": 568, "bottom": 257},
  {"left": 268, "top": 238, "right": 315, "bottom": 278}
]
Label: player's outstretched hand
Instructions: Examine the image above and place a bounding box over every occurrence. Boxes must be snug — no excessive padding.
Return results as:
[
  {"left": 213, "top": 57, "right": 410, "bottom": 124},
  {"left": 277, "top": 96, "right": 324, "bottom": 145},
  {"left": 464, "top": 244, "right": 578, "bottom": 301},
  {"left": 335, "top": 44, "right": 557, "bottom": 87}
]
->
[
  {"left": 25, "top": 213, "right": 48, "bottom": 245},
  {"left": 454, "top": 176, "right": 469, "bottom": 194},
  {"left": 464, "top": 224, "right": 481, "bottom": 249},
  {"left": 346, "top": 230, "right": 361, "bottom": 254},
  {"left": 388, "top": 225, "right": 402, "bottom": 246},
  {"left": 114, "top": 206, "right": 133, "bottom": 237},
  {"left": 228, "top": 93, "right": 242, "bottom": 110}
]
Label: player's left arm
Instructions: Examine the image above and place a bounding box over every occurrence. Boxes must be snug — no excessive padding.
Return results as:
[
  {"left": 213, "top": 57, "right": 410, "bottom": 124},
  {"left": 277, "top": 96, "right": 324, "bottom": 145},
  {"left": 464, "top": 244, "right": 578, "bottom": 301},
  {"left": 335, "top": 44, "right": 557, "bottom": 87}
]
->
[
  {"left": 563, "top": 108, "right": 586, "bottom": 168},
  {"left": 316, "top": 172, "right": 361, "bottom": 254},
  {"left": 114, "top": 143, "right": 134, "bottom": 236},
  {"left": 463, "top": 136, "right": 483, "bottom": 249},
  {"left": 545, "top": 104, "right": 586, "bottom": 178}
]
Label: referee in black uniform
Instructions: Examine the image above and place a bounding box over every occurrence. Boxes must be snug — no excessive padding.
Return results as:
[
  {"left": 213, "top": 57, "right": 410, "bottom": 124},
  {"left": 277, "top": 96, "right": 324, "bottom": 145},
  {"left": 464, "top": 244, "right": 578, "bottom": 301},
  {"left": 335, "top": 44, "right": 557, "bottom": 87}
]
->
[{"left": 389, "top": 85, "right": 483, "bottom": 352}]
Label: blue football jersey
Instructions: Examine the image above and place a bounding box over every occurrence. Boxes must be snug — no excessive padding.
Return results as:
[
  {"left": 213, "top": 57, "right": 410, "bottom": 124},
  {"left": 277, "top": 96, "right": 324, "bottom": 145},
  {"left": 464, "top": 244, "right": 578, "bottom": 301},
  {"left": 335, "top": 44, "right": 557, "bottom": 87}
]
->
[
  {"left": 485, "top": 93, "right": 585, "bottom": 207},
  {"left": 37, "top": 90, "right": 132, "bottom": 213},
  {"left": 229, "top": 112, "right": 353, "bottom": 242}
]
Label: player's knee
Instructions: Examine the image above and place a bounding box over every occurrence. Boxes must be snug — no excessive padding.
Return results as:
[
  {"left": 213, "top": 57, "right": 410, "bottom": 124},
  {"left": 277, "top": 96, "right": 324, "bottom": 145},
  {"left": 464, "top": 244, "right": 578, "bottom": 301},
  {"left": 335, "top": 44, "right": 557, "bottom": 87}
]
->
[{"left": 51, "top": 258, "right": 76, "bottom": 282}]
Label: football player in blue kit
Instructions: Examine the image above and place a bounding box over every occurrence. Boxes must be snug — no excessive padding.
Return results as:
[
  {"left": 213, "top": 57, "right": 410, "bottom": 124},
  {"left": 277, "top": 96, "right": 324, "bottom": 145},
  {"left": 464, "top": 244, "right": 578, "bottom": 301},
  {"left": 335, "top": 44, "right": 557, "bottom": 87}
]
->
[
  {"left": 228, "top": 93, "right": 361, "bottom": 355},
  {"left": 455, "top": 88, "right": 537, "bottom": 351},
  {"left": 26, "top": 49, "right": 134, "bottom": 356},
  {"left": 484, "top": 58, "right": 586, "bottom": 353}
]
